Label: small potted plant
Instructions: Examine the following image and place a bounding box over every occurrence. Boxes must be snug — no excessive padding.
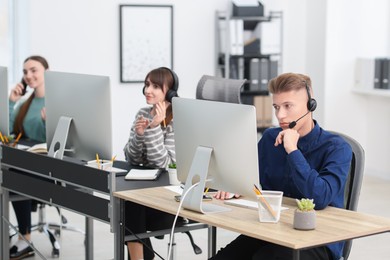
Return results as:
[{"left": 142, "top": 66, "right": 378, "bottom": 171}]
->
[
  {"left": 167, "top": 163, "right": 180, "bottom": 185},
  {"left": 293, "top": 198, "right": 316, "bottom": 230},
  {"left": 168, "top": 163, "right": 176, "bottom": 169}
]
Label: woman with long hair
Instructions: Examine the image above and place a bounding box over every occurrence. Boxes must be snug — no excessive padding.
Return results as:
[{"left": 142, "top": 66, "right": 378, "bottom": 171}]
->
[{"left": 8, "top": 55, "right": 49, "bottom": 259}]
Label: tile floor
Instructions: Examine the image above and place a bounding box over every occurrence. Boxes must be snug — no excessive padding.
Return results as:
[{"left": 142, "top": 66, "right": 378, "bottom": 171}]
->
[{"left": 8, "top": 174, "right": 390, "bottom": 260}]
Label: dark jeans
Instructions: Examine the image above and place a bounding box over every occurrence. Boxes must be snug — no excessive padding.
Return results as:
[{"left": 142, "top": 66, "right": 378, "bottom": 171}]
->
[{"left": 209, "top": 235, "right": 332, "bottom": 260}]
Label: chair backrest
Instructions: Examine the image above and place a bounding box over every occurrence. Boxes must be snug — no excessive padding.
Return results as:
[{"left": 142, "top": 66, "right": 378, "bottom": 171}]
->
[
  {"left": 196, "top": 75, "right": 245, "bottom": 104},
  {"left": 329, "top": 131, "right": 365, "bottom": 260}
]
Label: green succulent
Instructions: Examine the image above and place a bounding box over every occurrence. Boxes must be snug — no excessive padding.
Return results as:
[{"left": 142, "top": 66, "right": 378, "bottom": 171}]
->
[
  {"left": 168, "top": 163, "right": 176, "bottom": 169},
  {"left": 296, "top": 198, "right": 315, "bottom": 211}
]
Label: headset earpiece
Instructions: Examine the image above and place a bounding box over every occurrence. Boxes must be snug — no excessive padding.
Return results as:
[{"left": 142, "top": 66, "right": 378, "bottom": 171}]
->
[
  {"left": 305, "top": 82, "right": 317, "bottom": 112},
  {"left": 160, "top": 67, "right": 179, "bottom": 103}
]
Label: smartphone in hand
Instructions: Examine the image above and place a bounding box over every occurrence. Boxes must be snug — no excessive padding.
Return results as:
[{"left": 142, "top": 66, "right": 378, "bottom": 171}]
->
[{"left": 21, "top": 78, "right": 27, "bottom": 95}]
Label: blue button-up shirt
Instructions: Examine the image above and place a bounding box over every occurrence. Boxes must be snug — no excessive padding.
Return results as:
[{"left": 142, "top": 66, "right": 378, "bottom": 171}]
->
[{"left": 259, "top": 121, "right": 352, "bottom": 259}]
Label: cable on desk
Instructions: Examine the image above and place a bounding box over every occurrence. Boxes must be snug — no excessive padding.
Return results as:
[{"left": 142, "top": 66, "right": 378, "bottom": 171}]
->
[{"left": 167, "top": 182, "right": 199, "bottom": 260}]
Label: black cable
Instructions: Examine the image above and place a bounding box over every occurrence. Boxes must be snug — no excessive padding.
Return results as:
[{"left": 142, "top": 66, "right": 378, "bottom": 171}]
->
[{"left": 123, "top": 225, "right": 165, "bottom": 260}]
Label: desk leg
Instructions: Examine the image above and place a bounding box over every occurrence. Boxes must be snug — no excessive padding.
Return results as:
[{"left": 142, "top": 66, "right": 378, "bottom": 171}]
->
[
  {"left": 85, "top": 217, "right": 94, "bottom": 260},
  {"left": 113, "top": 197, "right": 125, "bottom": 260},
  {"left": 293, "top": 249, "right": 300, "bottom": 260},
  {"left": 1, "top": 189, "right": 10, "bottom": 260},
  {"left": 208, "top": 226, "right": 217, "bottom": 258}
]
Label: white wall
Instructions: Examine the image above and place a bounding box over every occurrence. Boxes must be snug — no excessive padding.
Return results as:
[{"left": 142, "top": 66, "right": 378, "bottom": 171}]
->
[{"left": 324, "top": 0, "right": 390, "bottom": 179}]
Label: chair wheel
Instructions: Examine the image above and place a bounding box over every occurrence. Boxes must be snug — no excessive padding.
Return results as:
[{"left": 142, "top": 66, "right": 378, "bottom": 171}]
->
[{"left": 52, "top": 248, "right": 60, "bottom": 258}]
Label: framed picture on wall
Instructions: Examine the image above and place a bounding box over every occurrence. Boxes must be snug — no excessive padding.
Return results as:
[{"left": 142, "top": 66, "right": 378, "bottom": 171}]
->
[{"left": 119, "top": 5, "right": 173, "bottom": 83}]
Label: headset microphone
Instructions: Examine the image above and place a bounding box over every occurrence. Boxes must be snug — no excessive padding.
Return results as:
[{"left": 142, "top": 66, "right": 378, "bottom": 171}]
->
[
  {"left": 288, "top": 111, "right": 310, "bottom": 129},
  {"left": 288, "top": 81, "right": 317, "bottom": 129}
]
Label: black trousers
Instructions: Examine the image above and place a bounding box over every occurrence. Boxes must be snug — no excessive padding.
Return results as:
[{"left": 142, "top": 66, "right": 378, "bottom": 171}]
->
[
  {"left": 11, "top": 199, "right": 32, "bottom": 235},
  {"left": 125, "top": 201, "right": 177, "bottom": 260},
  {"left": 209, "top": 235, "right": 332, "bottom": 260}
]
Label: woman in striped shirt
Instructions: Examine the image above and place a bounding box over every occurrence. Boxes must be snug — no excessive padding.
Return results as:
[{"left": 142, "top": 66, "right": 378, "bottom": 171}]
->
[{"left": 123, "top": 67, "right": 179, "bottom": 260}]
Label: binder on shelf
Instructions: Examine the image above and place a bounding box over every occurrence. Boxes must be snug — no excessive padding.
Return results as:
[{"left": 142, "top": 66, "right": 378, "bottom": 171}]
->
[
  {"left": 374, "top": 58, "right": 382, "bottom": 89},
  {"left": 355, "top": 58, "right": 375, "bottom": 90},
  {"left": 229, "top": 19, "right": 244, "bottom": 55},
  {"left": 381, "top": 59, "right": 390, "bottom": 89},
  {"left": 249, "top": 58, "right": 278, "bottom": 92},
  {"left": 373, "top": 58, "right": 390, "bottom": 90}
]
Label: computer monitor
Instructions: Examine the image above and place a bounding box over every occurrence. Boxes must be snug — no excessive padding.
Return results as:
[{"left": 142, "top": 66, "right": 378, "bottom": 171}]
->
[
  {"left": 0, "top": 66, "right": 9, "bottom": 137},
  {"left": 45, "top": 71, "right": 112, "bottom": 161},
  {"left": 172, "top": 97, "right": 260, "bottom": 214}
]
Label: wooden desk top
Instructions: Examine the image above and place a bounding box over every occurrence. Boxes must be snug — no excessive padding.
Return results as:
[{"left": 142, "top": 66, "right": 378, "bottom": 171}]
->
[{"left": 114, "top": 187, "right": 390, "bottom": 250}]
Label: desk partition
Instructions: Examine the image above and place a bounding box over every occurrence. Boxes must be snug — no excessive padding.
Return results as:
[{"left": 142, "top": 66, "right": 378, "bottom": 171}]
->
[{"left": 0, "top": 145, "right": 171, "bottom": 260}]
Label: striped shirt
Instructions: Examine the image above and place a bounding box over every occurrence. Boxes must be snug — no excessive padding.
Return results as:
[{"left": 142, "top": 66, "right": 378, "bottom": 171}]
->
[{"left": 123, "top": 106, "right": 175, "bottom": 168}]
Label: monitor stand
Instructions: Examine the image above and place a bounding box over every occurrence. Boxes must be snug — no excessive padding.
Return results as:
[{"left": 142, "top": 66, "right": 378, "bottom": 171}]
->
[
  {"left": 181, "top": 146, "right": 231, "bottom": 214},
  {"left": 48, "top": 116, "right": 72, "bottom": 160}
]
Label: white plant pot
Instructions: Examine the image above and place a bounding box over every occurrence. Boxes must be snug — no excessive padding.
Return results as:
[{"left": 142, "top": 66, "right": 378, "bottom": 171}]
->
[{"left": 168, "top": 168, "right": 180, "bottom": 185}]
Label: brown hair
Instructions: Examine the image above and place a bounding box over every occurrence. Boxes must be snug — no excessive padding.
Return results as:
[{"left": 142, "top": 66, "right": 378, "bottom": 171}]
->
[
  {"left": 144, "top": 68, "right": 176, "bottom": 126},
  {"left": 268, "top": 73, "right": 312, "bottom": 94},
  {"left": 13, "top": 55, "right": 49, "bottom": 136}
]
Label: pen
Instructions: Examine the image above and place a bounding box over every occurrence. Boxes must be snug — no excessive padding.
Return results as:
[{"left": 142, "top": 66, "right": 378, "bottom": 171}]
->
[
  {"left": 253, "top": 184, "right": 277, "bottom": 219},
  {"left": 163, "top": 119, "right": 166, "bottom": 128},
  {"left": 204, "top": 187, "right": 209, "bottom": 194},
  {"left": 111, "top": 155, "right": 117, "bottom": 163},
  {"left": 12, "top": 133, "right": 22, "bottom": 147}
]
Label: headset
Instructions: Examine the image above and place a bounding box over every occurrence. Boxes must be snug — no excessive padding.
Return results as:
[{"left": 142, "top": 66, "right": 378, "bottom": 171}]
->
[
  {"left": 288, "top": 81, "right": 317, "bottom": 129},
  {"left": 305, "top": 81, "right": 317, "bottom": 112},
  {"left": 142, "top": 67, "right": 179, "bottom": 103}
]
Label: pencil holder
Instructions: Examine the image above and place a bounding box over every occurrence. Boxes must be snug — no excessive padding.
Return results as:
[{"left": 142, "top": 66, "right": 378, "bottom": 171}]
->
[
  {"left": 256, "top": 190, "right": 283, "bottom": 223},
  {"left": 87, "top": 159, "right": 113, "bottom": 171}
]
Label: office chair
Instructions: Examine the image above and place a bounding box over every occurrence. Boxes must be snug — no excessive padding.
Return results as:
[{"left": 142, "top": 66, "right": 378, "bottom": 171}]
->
[
  {"left": 196, "top": 75, "right": 246, "bottom": 104},
  {"left": 10, "top": 197, "right": 84, "bottom": 258},
  {"left": 329, "top": 131, "right": 365, "bottom": 260},
  {"left": 32, "top": 201, "right": 85, "bottom": 257}
]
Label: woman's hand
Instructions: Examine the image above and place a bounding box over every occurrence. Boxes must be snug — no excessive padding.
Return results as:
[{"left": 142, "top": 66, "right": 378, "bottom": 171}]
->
[
  {"left": 9, "top": 83, "right": 25, "bottom": 102},
  {"left": 134, "top": 115, "right": 150, "bottom": 136},
  {"left": 149, "top": 101, "right": 167, "bottom": 128}
]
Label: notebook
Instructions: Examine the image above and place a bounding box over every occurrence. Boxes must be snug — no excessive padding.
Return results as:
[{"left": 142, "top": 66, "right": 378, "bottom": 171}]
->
[
  {"left": 125, "top": 168, "right": 163, "bottom": 180},
  {"left": 27, "top": 143, "right": 48, "bottom": 154}
]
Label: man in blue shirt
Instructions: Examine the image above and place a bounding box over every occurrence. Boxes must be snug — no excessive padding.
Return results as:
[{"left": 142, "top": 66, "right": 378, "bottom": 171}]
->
[{"left": 212, "top": 73, "right": 352, "bottom": 260}]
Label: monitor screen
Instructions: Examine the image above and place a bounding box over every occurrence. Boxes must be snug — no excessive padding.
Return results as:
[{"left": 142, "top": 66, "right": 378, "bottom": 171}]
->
[
  {"left": 0, "top": 66, "right": 9, "bottom": 137},
  {"left": 172, "top": 97, "right": 260, "bottom": 213},
  {"left": 45, "top": 71, "right": 112, "bottom": 161}
]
